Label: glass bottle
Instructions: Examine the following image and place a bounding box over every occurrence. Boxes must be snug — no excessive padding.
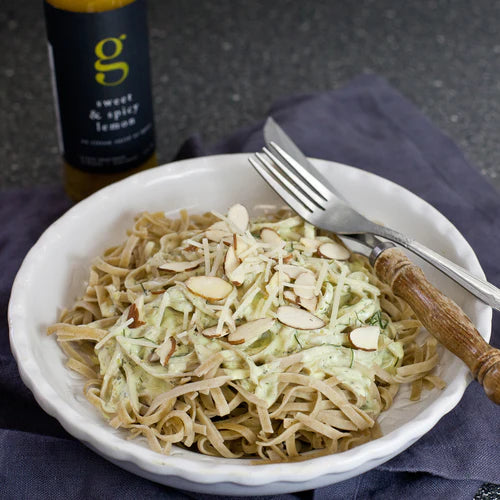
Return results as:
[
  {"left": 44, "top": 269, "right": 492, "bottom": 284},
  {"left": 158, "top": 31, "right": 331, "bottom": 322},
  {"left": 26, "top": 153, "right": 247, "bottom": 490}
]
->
[{"left": 44, "top": 0, "right": 156, "bottom": 200}]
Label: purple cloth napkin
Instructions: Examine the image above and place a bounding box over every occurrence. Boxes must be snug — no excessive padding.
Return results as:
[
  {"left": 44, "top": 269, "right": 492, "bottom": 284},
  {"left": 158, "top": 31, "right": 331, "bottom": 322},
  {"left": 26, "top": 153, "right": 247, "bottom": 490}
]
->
[{"left": 1, "top": 74, "right": 499, "bottom": 499}]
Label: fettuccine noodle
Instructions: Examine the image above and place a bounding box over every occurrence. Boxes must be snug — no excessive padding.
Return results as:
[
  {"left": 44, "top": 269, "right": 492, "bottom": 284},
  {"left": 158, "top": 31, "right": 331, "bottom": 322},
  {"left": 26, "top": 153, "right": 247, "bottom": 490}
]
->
[{"left": 48, "top": 205, "right": 444, "bottom": 461}]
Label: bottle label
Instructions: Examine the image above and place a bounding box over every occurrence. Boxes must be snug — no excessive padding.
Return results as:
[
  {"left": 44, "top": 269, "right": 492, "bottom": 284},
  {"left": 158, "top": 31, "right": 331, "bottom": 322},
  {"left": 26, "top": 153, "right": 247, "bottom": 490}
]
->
[{"left": 44, "top": 0, "right": 155, "bottom": 173}]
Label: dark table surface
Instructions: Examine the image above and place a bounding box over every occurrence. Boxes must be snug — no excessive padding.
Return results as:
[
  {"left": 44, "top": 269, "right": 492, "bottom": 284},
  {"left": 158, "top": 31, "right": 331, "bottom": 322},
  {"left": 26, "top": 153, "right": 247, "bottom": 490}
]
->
[
  {"left": 2, "top": 0, "right": 500, "bottom": 193},
  {"left": 1, "top": 0, "right": 499, "bottom": 498}
]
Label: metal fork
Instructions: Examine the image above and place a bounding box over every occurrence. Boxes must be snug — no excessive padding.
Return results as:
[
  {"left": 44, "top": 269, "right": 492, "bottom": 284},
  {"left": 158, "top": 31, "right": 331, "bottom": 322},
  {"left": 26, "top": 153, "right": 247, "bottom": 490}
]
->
[{"left": 250, "top": 142, "right": 500, "bottom": 311}]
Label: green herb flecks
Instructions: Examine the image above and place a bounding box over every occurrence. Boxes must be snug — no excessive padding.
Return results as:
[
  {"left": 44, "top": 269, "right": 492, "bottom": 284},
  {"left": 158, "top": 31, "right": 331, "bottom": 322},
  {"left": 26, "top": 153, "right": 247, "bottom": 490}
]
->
[
  {"left": 294, "top": 333, "right": 303, "bottom": 349},
  {"left": 367, "top": 311, "right": 388, "bottom": 330}
]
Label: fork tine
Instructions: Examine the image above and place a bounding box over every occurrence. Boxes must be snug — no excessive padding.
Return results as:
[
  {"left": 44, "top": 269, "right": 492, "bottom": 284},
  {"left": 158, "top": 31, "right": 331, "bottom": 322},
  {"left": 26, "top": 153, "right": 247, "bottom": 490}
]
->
[
  {"left": 268, "top": 141, "right": 332, "bottom": 201},
  {"left": 255, "top": 152, "right": 321, "bottom": 212},
  {"left": 262, "top": 146, "right": 326, "bottom": 209},
  {"left": 249, "top": 156, "right": 314, "bottom": 220}
]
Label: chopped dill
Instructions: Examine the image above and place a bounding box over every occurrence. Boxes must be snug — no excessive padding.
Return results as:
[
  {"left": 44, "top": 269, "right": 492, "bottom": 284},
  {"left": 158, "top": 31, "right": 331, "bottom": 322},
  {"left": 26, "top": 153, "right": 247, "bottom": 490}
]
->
[
  {"left": 294, "top": 333, "right": 303, "bottom": 349},
  {"left": 368, "top": 311, "right": 388, "bottom": 329}
]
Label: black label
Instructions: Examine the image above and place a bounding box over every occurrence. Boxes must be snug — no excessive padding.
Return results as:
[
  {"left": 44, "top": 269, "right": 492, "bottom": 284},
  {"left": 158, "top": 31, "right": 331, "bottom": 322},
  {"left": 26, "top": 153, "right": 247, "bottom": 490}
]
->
[{"left": 44, "top": 0, "right": 155, "bottom": 174}]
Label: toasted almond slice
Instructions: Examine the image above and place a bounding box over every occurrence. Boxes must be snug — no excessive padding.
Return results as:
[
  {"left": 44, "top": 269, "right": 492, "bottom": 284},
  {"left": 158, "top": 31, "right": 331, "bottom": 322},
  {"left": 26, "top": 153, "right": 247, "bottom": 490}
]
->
[
  {"left": 275, "top": 264, "right": 308, "bottom": 280},
  {"left": 349, "top": 326, "right": 380, "bottom": 351},
  {"left": 202, "top": 325, "right": 229, "bottom": 338},
  {"left": 294, "top": 272, "right": 317, "bottom": 299},
  {"left": 224, "top": 246, "right": 240, "bottom": 275},
  {"left": 185, "top": 276, "right": 233, "bottom": 301},
  {"left": 228, "top": 317, "right": 275, "bottom": 345},
  {"left": 148, "top": 351, "right": 160, "bottom": 362},
  {"left": 300, "top": 237, "right": 321, "bottom": 250},
  {"left": 267, "top": 269, "right": 291, "bottom": 290},
  {"left": 210, "top": 221, "right": 230, "bottom": 231},
  {"left": 127, "top": 303, "right": 145, "bottom": 328},
  {"left": 283, "top": 253, "right": 293, "bottom": 263},
  {"left": 318, "top": 242, "right": 350, "bottom": 260},
  {"left": 159, "top": 259, "right": 202, "bottom": 272},
  {"left": 283, "top": 290, "right": 299, "bottom": 304},
  {"left": 229, "top": 264, "right": 247, "bottom": 286},
  {"left": 260, "top": 227, "right": 284, "bottom": 247},
  {"left": 224, "top": 246, "right": 245, "bottom": 285},
  {"left": 206, "top": 229, "right": 231, "bottom": 242},
  {"left": 206, "top": 221, "right": 231, "bottom": 242},
  {"left": 227, "top": 204, "right": 249, "bottom": 233},
  {"left": 182, "top": 244, "right": 199, "bottom": 252},
  {"left": 159, "top": 337, "right": 176, "bottom": 366},
  {"left": 277, "top": 306, "right": 325, "bottom": 330},
  {"left": 299, "top": 295, "right": 318, "bottom": 313},
  {"left": 234, "top": 235, "right": 250, "bottom": 258}
]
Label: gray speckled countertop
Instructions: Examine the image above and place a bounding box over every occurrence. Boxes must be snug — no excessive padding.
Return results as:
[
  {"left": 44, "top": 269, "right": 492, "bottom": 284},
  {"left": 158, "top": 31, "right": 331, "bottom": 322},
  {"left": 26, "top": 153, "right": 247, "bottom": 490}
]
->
[
  {"left": 0, "top": 0, "right": 498, "bottom": 497},
  {"left": 2, "top": 0, "right": 500, "bottom": 192}
]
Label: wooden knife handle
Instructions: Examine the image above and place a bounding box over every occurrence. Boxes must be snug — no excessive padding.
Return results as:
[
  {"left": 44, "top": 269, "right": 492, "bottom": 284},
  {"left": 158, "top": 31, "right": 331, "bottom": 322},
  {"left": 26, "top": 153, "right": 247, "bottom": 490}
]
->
[{"left": 374, "top": 247, "right": 500, "bottom": 404}]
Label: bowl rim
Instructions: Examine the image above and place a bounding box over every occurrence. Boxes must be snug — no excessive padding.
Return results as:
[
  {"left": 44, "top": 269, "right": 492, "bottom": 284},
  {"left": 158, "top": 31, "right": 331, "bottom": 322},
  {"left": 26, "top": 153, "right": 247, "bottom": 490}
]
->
[{"left": 8, "top": 153, "right": 492, "bottom": 487}]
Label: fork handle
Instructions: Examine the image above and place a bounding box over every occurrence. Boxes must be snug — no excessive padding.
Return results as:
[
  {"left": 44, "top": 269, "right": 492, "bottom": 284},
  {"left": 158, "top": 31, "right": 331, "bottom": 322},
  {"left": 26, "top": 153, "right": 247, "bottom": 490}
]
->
[
  {"left": 377, "top": 227, "right": 500, "bottom": 311},
  {"left": 374, "top": 247, "right": 500, "bottom": 404}
]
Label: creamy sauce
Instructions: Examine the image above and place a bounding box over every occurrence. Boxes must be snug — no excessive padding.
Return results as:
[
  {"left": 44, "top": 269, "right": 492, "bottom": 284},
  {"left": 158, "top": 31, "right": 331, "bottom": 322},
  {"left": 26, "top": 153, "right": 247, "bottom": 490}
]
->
[{"left": 96, "top": 214, "right": 404, "bottom": 412}]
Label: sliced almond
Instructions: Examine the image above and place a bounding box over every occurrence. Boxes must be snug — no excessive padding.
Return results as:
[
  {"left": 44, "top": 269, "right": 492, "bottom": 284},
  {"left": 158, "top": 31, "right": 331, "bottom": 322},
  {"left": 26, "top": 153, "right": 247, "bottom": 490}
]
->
[
  {"left": 267, "top": 269, "right": 291, "bottom": 290},
  {"left": 202, "top": 325, "right": 229, "bottom": 338},
  {"left": 318, "top": 242, "right": 350, "bottom": 260},
  {"left": 224, "top": 246, "right": 240, "bottom": 275},
  {"left": 127, "top": 303, "right": 145, "bottom": 328},
  {"left": 294, "top": 272, "right": 317, "bottom": 299},
  {"left": 210, "top": 221, "right": 230, "bottom": 231},
  {"left": 159, "top": 337, "right": 176, "bottom": 366},
  {"left": 206, "top": 229, "right": 231, "bottom": 242},
  {"left": 230, "top": 264, "right": 247, "bottom": 286},
  {"left": 148, "top": 351, "right": 160, "bottom": 362},
  {"left": 218, "top": 236, "right": 232, "bottom": 246},
  {"left": 205, "top": 221, "right": 231, "bottom": 242},
  {"left": 227, "top": 318, "right": 275, "bottom": 345},
  {"left": 277, "top": 306, "right": 325, "bottom": 330},
  {"left": 283, "top": 253, "right": 293, "bottom": 263},
  {"left": 275, "top": 264, "right": 308, "bottom": 280},
  {"left": 224, "top": 246, "right": 245, "bottom": 286},
  {"left": 283, "top": 290, "right": 299, "bottom": 304},
  {"left": 349, "top": 326, "right": 380, "bottom": 351},
  {"left": 299, "top": 295, "right": 318, "bottom": 313},
  {"left": 300, "top": 238, "right": 321, "bottom": 250},
  {"left": 227, "top": 204, "right": 249, "bottom": 233},
  {"left": 260, "top": 228, "right": 284, "bottom": 247},
  {"left": 159, "top": 259, "right": 202, "bottom": 272},
  {"left": 234, "top": 235, "right": 250, "bottom": 258},
  {"left": 185, "top": 276, "right": 233, "bottom": 301}
]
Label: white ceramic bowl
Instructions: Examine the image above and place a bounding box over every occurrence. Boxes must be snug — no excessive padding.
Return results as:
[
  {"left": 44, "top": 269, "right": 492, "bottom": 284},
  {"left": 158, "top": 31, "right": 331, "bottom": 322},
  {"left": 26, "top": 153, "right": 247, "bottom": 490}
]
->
[{"left": 8, "top": 154, "right": 491, "bottom": 496}]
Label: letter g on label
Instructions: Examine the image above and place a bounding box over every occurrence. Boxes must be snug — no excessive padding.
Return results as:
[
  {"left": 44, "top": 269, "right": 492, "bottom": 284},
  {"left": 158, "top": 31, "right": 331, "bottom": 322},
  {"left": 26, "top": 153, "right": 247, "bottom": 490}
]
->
[{"left": 94, "top": 34, "right": 129, "bottom": 86}]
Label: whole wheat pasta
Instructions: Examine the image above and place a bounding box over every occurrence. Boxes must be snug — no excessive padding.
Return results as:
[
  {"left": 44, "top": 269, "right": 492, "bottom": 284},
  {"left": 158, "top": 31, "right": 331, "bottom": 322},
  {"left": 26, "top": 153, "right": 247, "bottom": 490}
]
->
[{"left": 48, "top": 204, "right": 444, "bottom": 461}]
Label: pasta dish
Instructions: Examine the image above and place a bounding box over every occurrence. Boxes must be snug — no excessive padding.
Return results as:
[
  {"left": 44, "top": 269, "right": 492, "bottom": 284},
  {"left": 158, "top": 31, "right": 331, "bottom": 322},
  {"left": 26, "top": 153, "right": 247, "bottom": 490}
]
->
[{"left": 48, "top": 204, "right": 444, "bottom": 461}]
